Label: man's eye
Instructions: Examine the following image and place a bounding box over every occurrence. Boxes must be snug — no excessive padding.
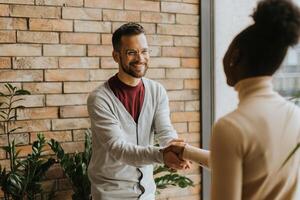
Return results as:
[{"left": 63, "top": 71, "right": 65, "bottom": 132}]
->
[{"left": 128, "top": 51, "right": 136, "bottom": 55}]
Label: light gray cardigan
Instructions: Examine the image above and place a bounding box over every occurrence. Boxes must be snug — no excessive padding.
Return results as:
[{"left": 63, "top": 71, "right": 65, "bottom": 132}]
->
[{"left": 87, "top": 77, "right": 178, "bottom": 200}]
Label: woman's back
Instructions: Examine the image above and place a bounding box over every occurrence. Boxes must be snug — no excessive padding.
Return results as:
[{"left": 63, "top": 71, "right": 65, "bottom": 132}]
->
[{"left": 211, "top": 76, "right": 300, "bottom": 200}]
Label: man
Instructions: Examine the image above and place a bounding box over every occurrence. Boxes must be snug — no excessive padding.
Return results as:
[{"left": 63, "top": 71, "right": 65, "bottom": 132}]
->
[{"left": 87, "top": 23, "right": 189, "bottom": 200}]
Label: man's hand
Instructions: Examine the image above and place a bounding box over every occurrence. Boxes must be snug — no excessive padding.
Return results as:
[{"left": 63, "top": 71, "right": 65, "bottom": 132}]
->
[{"left": 162, "top": 141, "right": 191, "bottom": 170}]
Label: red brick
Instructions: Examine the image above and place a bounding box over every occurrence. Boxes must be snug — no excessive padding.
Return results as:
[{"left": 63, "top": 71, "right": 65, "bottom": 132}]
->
[
  {"left": 0, "top": 133, "right": 29, "bottom": 146},
  {"left": 141, "top": 12, "right": 175, "bottom": 24},
  {"left": 17, "top": 107, "right": 58, "bottom": 120},
  {"left": 0, "top": 119, "right": 51, "bottom": 134},
  {"left": 13, "top": 57, "right": 58, "bottom": 69},
  {"left": 64, "top": 81, "right": 103, "bottom": 93},
  {"left": 185, "top": 100, "right": 199, "bottom": 111},
  {"left": 149, "top": 46, "right": 161, "bottom": 57},
  {"left": 30, "top": 19, "right": 73, "bottom": 32},
  {"left": 167, "top": 90, "right": 199, "bottom": 101},
  {"left": 61, "top": 33, "right": 100, "bottom": 44},
  {"left": 178, "top": 133, "right": 200, "bottom": 144},
  {"left": 23, "top": 82, "right": 62, "bottom": 94},
  {"left": 75, "top": 21, "right": 111, "bottom": 33},
  {"left": 182, "top": 0, "right": 199, "bottom": 3},
  {"left": 171, "top": 112, "right": 200, "bottom": 123},
  {"left": 45, "top": 69, "right": 89, "bottom": 81},
  {"left": 0, "top": 0, "right": 33, "bottom": 4},
  {"left": 73, "top": 129, "right": 87, "bottom": 141},
  {"left": 0, "top": 18, "right": 27, "bottom": 30},
  {"left": 125, "top": 0, "right": 159, "bottom": 12},
  {"left": 46, "top": 94, "right": 88, "bottom": 106},
  {"left": 0, "top": 70, "right": 43, "bottom": 82},
  {"left": 62, "top": 7, "right": 102, "bottom": 20},
  {"left": 85, "top": 0, "right": 123, "bottom": 9},
  {"left": 188, "top": 122, "right": 200, "bottom": 132},
  {"left": 181, "top": 58, "right": 199, "bottom": 68},
  {"left": 166, "top": 68, "right": 199, "bottom": 79},
  {"left": 16, "top": 144, "right": 52, "bottom": 157},
  {"left": 88, "top": 45, "right": 113, "bottom": 56},
  {"left": 10, "top": 5, "right": 61, "bottom": 19},
  {"left": 61, "top": 142, "right": 85, "bottom": 154},
  {"left": 100, "top": 57, "right": 118, "bottom": 68},
  {"left": 12, "top": 95, "right": 45, "bottom": 107},
  {"left": 101, "top": 34, "right": 112, "bottom": 45},
  {"left": 43, "top": 45, "right": 86, "bottom": 56},
  {"left": 113, "top": 22, "right": 156, "bottom": 34},
  {"left": 103, "top": 10, "right": 140, "bottom": 22},
  {"left": 0, "top": 5, "right": 9, "bottom": 16},
  {"left": 31, "top": 131, "right": 72, "bottom": 143},
  {"left": 52, "top": 118, "right": 90, "bottom": 130},
  {"left": 184, "top": 79, "right": 199, "bottom": 89},
  {"left": 60, "top": 105, "right": 88, "bottom": 118},
  {"left": 144, "top": 68, "right": 165, "bottom": 79},
  {"left": 174, "top": 36, "right": 199, "bottom": 47},
  {"left": 146, "top": 35, "right": 173, "bottom": 46},
  {"left": 149, "top": 57, "right": 180, "bottom": 68},
  {"left": 0, "top": 160, "right": 10, "bottom": 169},
  {"left": 0, "top": 57, "right": 11, "bottom": 69},
  {"left": 162, "top": 47, "right": 199, "bottom": 58},
  {"left": 169, "top": 101, "right": 185, "bottom": 112},
  {"left": 35, "top": 0, "right": 83, "bottom": 6},
  {"left": 173, "top": 122, "right": 188, "bottom": 133},
  {"left": 89, "top": 69, "right": 118, "bottom": 81},
  {"left": 59, "top": 57, "right": 99, "bottom": 68},
  {"left": 157, "top": 79, "right": 183, "bottom": 90},
  {"left": 157, "top": 24, "right": 199, "bottom": 36},
  {"left": 161, "top": 2, "right": 199, "bottom": 14},
  {"left": 17, "top": 31, "right": 59, "bottom": 44},
  {"left": 176, "top": 14, "right": 199, "bottom": 25},
  {"left": 0, "top": 44, "right": 41, "bottom": 56},
  {"left": 0, "top": 83, "right": 21, "bottom": 94}
]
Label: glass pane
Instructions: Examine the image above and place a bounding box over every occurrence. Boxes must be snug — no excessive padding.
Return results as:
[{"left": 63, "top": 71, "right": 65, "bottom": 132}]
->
[{"left": 273, "top": 46, "right": 300, "bottom": 105}]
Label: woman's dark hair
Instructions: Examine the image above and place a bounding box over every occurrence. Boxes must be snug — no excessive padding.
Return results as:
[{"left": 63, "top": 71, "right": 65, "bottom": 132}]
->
[
  {"left": 235, "top": 0, "right": 300, "bottom": 76},
  {"left": 112, "top": 23, "right": 145, "bottom": 51}
]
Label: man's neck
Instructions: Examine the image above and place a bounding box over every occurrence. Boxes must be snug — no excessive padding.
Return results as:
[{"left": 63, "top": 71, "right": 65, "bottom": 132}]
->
[{"left": 117, "top": 72, "right": 141, "bottom": 87}]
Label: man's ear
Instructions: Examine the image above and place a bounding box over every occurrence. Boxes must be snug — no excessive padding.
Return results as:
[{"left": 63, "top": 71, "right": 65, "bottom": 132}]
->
[{"left": 112, "top": 51, "right": 120, "bottom": 63}]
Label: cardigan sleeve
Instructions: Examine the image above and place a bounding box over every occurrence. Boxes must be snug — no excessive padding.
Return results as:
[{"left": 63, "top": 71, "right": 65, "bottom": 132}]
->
[
  {"left": 87, "top": 93, "right": 164, "bottom": 168},
  {"left": 210, "top": 118, "right": 244, "bottom": 200},
  {"left": 153, "top": 85, "right": 178, "bottom": 147}
]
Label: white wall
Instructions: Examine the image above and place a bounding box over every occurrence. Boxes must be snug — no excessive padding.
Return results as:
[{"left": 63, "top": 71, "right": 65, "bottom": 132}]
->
[{"left": 214, "top": 0, "right": 260, "bottom": 120}]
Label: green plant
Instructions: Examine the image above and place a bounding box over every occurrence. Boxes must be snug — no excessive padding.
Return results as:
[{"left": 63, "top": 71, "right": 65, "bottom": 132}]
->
[
  {"left": 154, "top": 165, "right": 194, "bottom": 194},
  {"left": 49, "top": 129, "right": 194, "bottom": 199},
  {"left": 48, "top": 130, "right": 92, "bottom": 200},
  {"left": 0, "top": 83, "right": 55, "bottom": 200}
]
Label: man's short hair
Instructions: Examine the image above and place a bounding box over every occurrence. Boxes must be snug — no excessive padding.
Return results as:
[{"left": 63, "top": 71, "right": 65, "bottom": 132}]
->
[{"left": 112, "top": 23, "right": 145, "bottom": 51}]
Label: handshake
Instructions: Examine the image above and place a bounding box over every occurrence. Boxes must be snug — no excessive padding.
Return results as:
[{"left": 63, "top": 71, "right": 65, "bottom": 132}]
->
[
  {"left": 161, "top": 138, "right": 211, "bottom": 170},
  {"left": 161, "top": 138, "right": 191, "bottom": 170}
]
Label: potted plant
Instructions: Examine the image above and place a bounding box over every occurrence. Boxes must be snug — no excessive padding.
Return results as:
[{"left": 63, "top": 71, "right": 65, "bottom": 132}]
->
[{"left": 0, "top": 83, "right": 55, "bottom": 200}]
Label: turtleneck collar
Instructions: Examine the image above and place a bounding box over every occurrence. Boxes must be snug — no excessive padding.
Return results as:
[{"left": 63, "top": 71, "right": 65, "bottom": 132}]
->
[{"left": 234, "top": 76, "right": 275, "bottom": 102}]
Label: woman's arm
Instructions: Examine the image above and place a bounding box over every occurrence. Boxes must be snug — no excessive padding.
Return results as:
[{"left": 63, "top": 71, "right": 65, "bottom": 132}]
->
[
  {"left": 210, "top": 118, "right": 243, "bottom": 200},
  {"left": 182, "top": 145, "right": 211, "bottom": 169}
]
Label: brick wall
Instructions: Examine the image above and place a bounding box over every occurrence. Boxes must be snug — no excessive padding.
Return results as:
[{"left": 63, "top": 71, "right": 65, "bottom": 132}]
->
[{"left": 0, "top": 0, "right": 200, "bottom": 199}]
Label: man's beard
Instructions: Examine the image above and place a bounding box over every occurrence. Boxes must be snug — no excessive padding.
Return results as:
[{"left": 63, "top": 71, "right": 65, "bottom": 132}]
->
[{"left": 120, "top": 59, "right": 148, "bottom": 78}]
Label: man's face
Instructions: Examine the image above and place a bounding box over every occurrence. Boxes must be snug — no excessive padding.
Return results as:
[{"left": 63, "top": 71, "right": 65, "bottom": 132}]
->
[{"left": 114, "top": 33, "right": 150, "bottom": 78}]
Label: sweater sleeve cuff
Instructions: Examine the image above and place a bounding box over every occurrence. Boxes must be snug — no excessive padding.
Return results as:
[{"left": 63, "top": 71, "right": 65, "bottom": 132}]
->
[{"left": 153, "top": 146, "right": 164, "bottom": 164}]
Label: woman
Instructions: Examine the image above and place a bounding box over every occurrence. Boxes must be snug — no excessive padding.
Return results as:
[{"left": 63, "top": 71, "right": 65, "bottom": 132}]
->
[{"left": 182, "top": 0, "right": 300, "bottom": 199}]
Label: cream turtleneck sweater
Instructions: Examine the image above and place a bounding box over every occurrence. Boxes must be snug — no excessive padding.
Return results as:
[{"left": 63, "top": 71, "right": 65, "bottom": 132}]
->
[{"left": 183, "top": 76, "right": 300, "bottom": 200}]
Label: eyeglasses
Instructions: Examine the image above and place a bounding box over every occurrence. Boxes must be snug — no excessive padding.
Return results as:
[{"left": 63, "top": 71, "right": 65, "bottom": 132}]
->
[{"left": 125, "top": 49, "right": 150, "bottom": 57}]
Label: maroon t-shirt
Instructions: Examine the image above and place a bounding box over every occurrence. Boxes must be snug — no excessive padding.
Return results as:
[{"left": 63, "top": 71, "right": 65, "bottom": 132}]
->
[{"left": 108, "top": 74, "right": 145, "bottom": 123}]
